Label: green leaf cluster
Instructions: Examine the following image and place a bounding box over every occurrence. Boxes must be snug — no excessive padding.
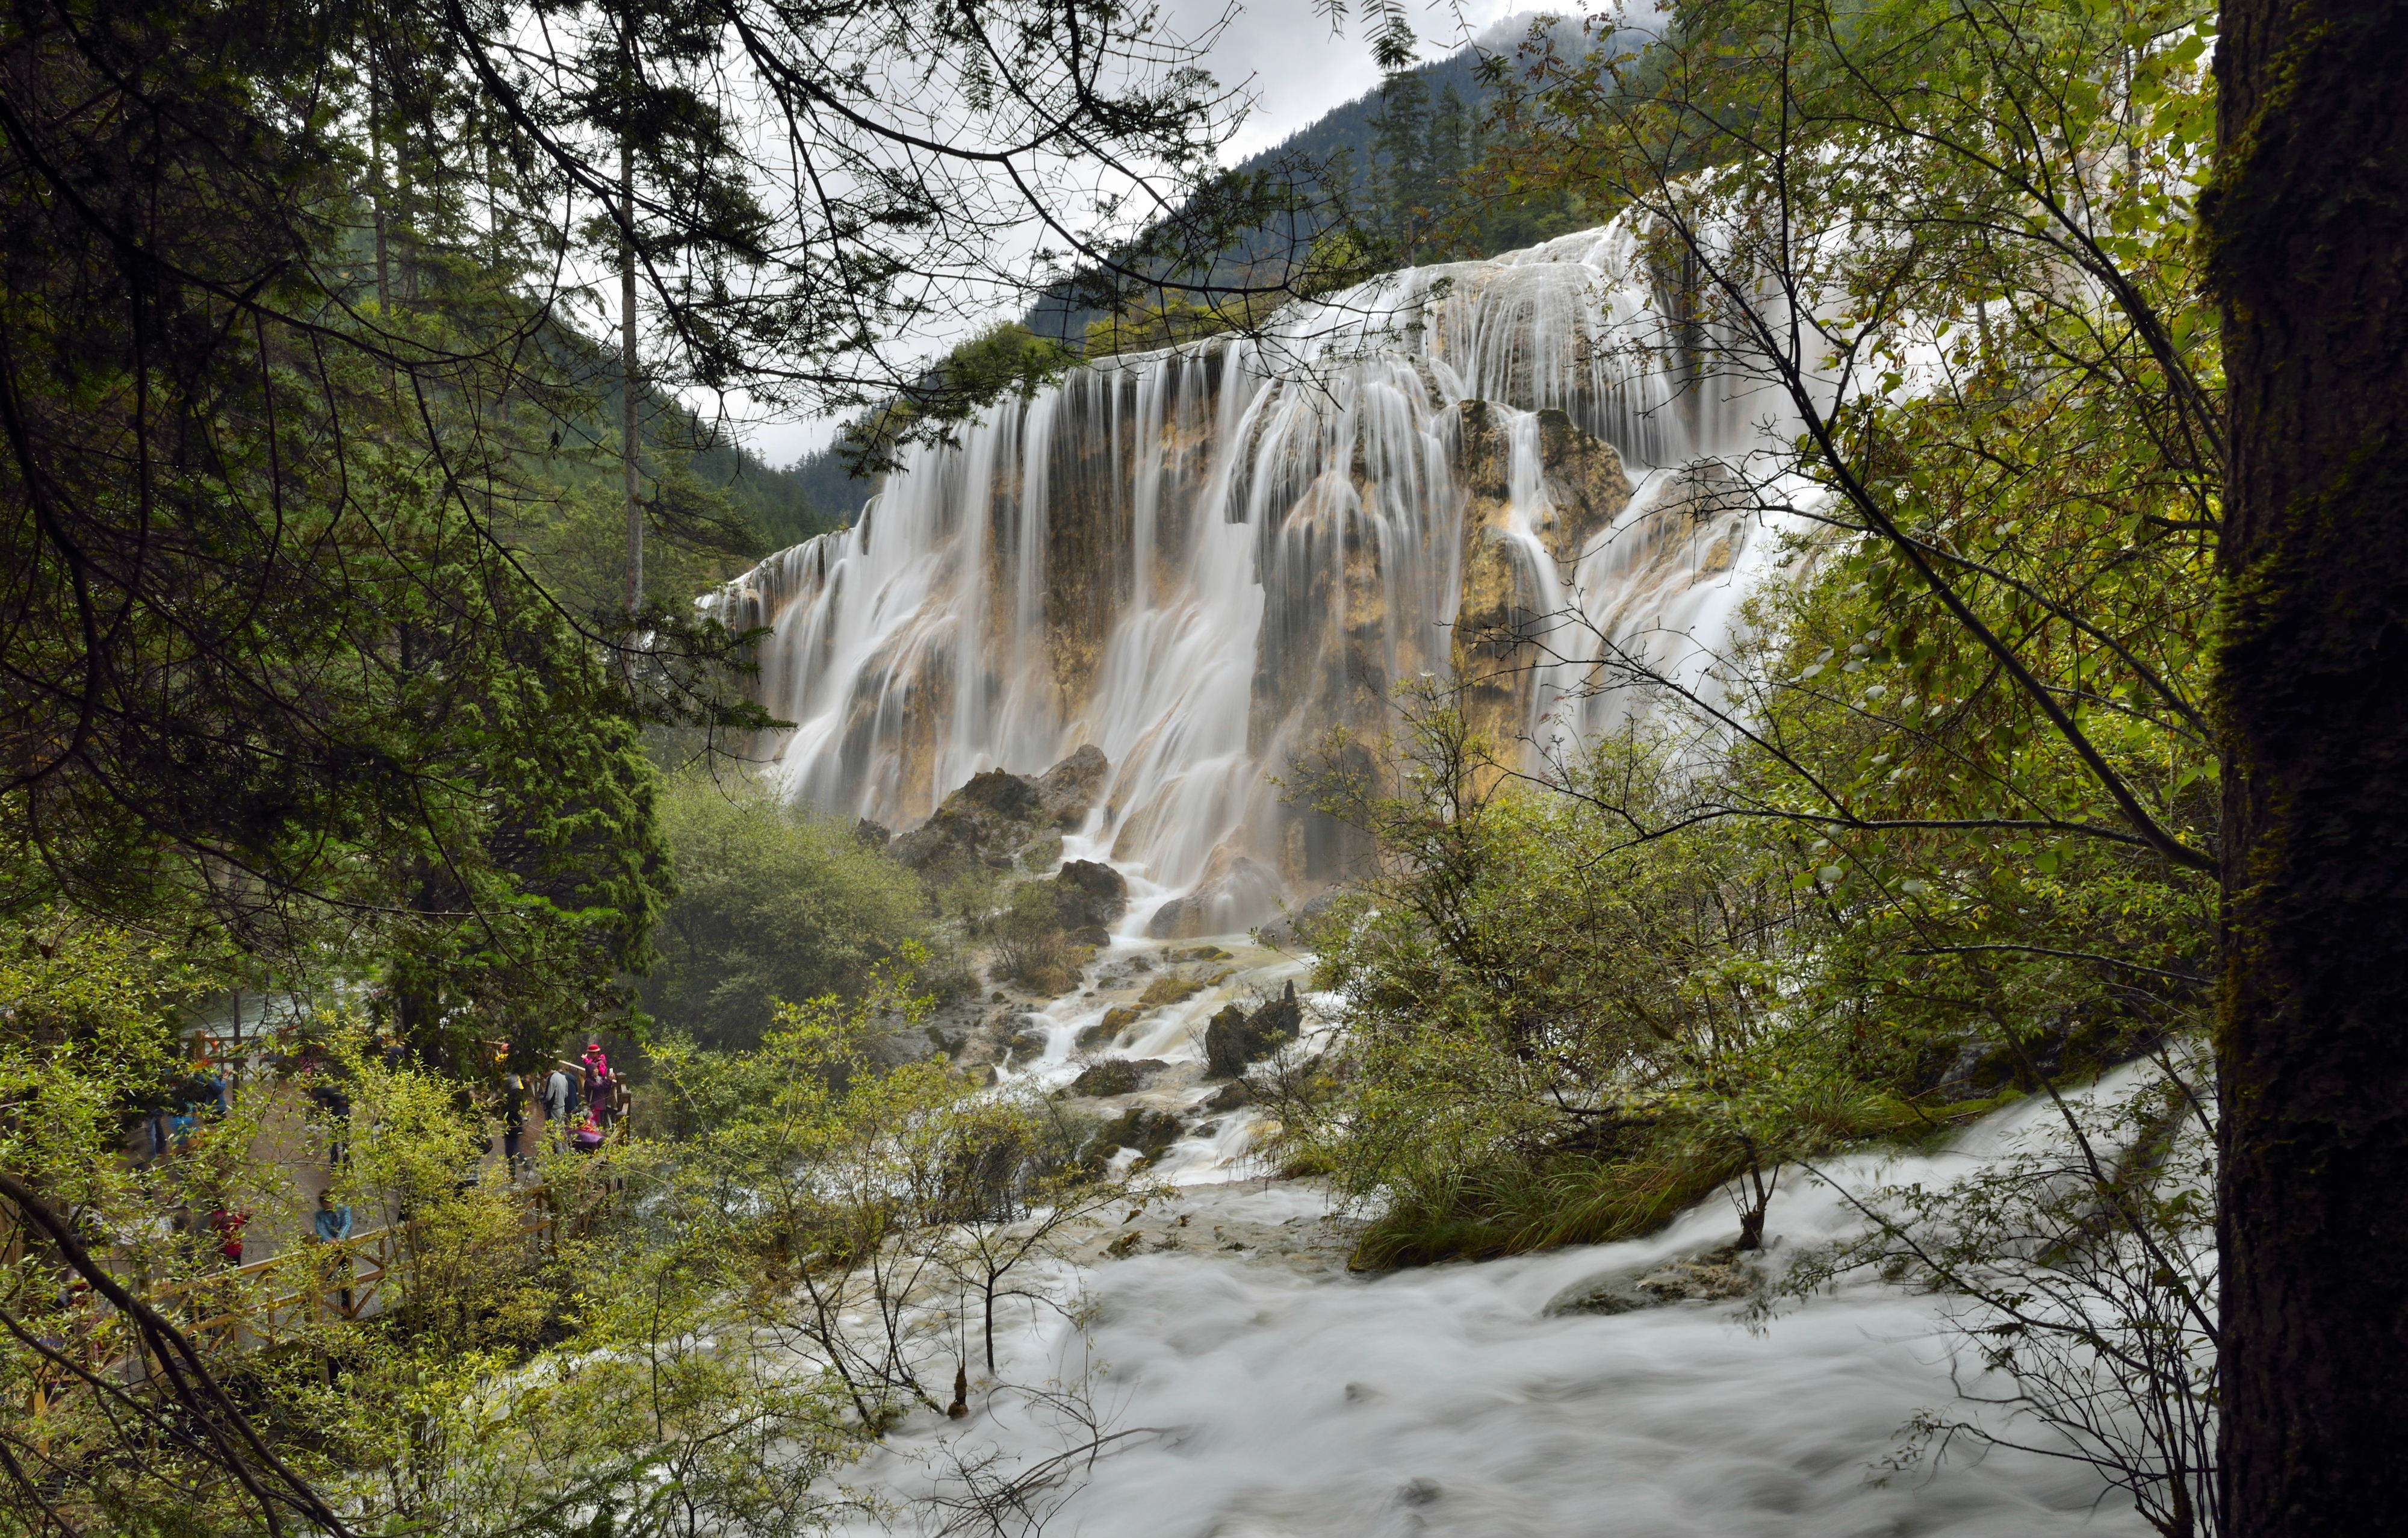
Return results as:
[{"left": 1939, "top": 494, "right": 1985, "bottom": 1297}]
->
[{"left": 639, "top": 772, "right": 933, "bottom": 1050}]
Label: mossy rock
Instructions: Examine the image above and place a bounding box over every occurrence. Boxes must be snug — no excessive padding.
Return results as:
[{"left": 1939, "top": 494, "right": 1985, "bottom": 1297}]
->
[
  {"left": 1078, "top": 1005, "right": 1140, "bottom": 1048},
  {"left": 1092, "top": 1106, "right": 1182, "bottom": 1168},
  {"left": 1137, "top": 974, "right": 1205, "bottom": 1009},
  {"left": 1203, "top": 1077, "right": 1252, "bottom": 1112},
  {"left": 1204, "top": 983, "right": 1300, "bottom": 1079},
  {"left": 1070, "top": 1059, "right": 1168, "bottom": 1097},
  {"left": 1541, "top": 1271, "right": 1654, "bottom": 1318}
]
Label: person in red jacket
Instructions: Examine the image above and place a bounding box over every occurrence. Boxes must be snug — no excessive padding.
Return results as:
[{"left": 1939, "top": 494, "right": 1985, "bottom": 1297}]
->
[
  {"left": 208, "top": 1206, "right": 248, "bottom": 1266},
  {"left": 582, "top": 1040, "right": 613, "bottom": 1131}
]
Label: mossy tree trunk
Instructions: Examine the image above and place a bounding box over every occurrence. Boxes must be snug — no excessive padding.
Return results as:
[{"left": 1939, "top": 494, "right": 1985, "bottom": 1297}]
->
[{"left": 2209, "top": 1, "right": 2408, "bottom": 1530}]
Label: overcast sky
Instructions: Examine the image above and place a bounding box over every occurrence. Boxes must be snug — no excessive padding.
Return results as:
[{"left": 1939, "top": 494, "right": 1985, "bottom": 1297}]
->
[
  {"left": 1197, "top": 1, "right": 1533, "bottom": 161},
  {"left": 730, "top": 1, "right": 1537, "bottom": 467}
]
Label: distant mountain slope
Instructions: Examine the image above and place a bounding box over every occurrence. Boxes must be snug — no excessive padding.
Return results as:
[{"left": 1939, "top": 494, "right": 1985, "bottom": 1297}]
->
[
  {"left": 782, "top": 22, "right": 1610, "bottom": 536},
  {"left": 1237, "top": 44, "right": 1493, "bottom": 202}
]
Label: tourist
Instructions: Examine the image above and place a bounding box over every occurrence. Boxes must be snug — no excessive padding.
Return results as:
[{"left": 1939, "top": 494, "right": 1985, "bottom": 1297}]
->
[
  {"left": 571, "top": 1110, "right": 604, "bottom": 1154},
  {"left": 311, "top": 1190, "right": 356, "bottom": 1318},
  {"left": 542, "top": 1065, "right": 574, "bottom": 1151},
  {"left": 208, "top": 1204, "right": 248, "bottom": 1267},
  {"left": 309, "top": 1073, "right": 350, "bottom": 1167},
  {"left": 501, "top": 1071, "right": 527, "bottom": 1175},
  {"left": 312, "top": 1189, "right": 353, "bottom": 1244},
  {"left": 581, "top": 1041, "right": 613, "bottom": 1130},
  {"left": 585, "top": 1064, "right": 612, "bottom": 1133}
]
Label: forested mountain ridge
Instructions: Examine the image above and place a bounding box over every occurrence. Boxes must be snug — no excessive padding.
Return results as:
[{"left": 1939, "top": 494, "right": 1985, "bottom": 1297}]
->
[{"left": 787, "top": 25, "right": 1606, "bottom": 535}]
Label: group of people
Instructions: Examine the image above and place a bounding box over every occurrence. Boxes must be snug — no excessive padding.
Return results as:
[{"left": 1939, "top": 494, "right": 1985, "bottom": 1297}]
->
[
  {"left": 498, "top": 1039, "right": 616, "bottom": 1169},
  {"left": 113, "top": 1033, "right": 621, "bottom": 1296}
]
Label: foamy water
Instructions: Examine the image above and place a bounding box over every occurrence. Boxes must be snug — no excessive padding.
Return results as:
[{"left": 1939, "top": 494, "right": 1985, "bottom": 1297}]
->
[{"left": 827, "top": 954, "right": 2152, "bottom": 1538}]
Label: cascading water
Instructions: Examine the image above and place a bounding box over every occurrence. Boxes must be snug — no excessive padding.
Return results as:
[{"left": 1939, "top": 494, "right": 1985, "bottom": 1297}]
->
[
  {"left": 825, "top": 1076, "right": 2158, "bottom": 1538},
  {"left": 715, "top": 217, "right": 1802, "bottom": 933},
  {"left": 708, "top": 220, "right": 2169, "bottom": 1537}
]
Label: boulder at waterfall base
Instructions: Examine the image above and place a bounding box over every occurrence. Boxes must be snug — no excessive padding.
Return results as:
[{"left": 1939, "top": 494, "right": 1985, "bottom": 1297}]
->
[
  {"left": 1147, "top": 842, "right": 1283, "bottom": 939},
  {"left": 1069, "top": 1059, "right": 1169, "bottom": 1097},
  {"left": 1079, "top": 1006, "right": 1140, "bottom": 1048},
  {"left": 1205, "top": 982, "right": 1301, "bottom": 1079},
  {"left": 1093, "top": 1105, "right": 1183, "bottom": 1166},
  {"left": 1203, "top": 1077, "right": 1253, "bottom": 1112},
  {"left": 1052, "top": 859, "right": 1128, "bottom": 944},
  {"left": 889, "top": 747, "right": 1111, "bottom": 878},
  {"left": 1032, "top": 744, "right": 1109, "bottom": 826}
]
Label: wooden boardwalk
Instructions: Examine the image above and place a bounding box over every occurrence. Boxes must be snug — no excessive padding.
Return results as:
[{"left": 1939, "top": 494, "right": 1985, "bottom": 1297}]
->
[{"left": 20, "top": 1180, "right": 615, "bottom": 1421}]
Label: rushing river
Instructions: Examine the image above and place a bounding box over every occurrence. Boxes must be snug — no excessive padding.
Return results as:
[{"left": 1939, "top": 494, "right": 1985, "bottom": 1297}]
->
[{"left": 819, "top": 911, "right": 2152, "bottom": 1538}]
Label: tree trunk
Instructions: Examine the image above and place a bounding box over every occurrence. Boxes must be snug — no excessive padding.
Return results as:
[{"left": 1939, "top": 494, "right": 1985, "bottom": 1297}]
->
[
  {"left": 367, "top": 67, "right": 390, "bottom": 313},
  {"left": 1734, "top": 1159, "right": 1771, "bottom": 1250},
  {"left": 2208, "top": 2, "right": 2408, "bottom": 1532},
  {"left": 621, "top": 135, "right": 642, "bottom": 619}
]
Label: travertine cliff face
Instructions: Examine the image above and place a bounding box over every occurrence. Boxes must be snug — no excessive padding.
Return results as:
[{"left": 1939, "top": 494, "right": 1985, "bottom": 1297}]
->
[
  {"left": 1453, "top": 402, "right": 1636, "bottom": 755},
  {"left": 713, "top": 219, "right": 1798, "bottom": 934}
]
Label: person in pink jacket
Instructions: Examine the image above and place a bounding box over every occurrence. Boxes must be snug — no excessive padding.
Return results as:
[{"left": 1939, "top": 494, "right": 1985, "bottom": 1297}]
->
[{"left": 582, "top": 1041, "right": 613, "bottom": 1131}]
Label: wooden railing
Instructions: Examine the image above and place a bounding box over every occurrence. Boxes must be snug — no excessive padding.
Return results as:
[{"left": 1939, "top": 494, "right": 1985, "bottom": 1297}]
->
[
  {"left": 15, "top": 1058, "right": 636, "bottom": 1424},
  {"left": 19, "top": 1180, "right": 615, "bottom": 1418}
]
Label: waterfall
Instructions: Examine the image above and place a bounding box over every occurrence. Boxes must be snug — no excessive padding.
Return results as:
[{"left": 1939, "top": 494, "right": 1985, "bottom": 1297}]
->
[{"left": 715, "top": 216, "right": 1802, "bottom": 930}]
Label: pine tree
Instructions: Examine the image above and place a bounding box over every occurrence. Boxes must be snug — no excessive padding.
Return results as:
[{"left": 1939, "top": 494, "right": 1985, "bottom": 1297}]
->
[
  {"left": 1368, "top": 70, "right": 1433, "bottom": 258},
  {"left": 1426, "top": 83, "right": 1473, "bottom": 251}
]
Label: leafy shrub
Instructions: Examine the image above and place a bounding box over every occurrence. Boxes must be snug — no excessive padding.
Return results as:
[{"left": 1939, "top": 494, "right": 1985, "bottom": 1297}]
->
[
  {"left": 992, "top": 880, "right": 1079, "bottom": 995},
  {"left": 642, "top": 772, "right": 934, "bottom": 1048}
]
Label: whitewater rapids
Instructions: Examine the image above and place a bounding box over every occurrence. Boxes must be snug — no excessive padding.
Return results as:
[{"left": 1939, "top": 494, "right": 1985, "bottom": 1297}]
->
[{"left": 827, "top": 953, "right": 2151, "bottom": 1538}]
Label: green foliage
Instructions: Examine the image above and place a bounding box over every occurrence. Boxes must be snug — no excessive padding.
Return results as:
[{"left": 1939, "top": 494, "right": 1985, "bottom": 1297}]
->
[
  {"left": 648, "top": 964, "right": 1132, "bottom": 1424},
  {"left": 840, "top": 323, "right": 1078, "bottom": 469},
  {"left": 991, "top": 879, "right": 1081, "bottom": 994},
  {"left": 0, "top": 921, "right": 208, "bottom": 1215},
  {"left": 1288, "top": 696, "right": 1900, "bottom": 1265},
  {"left": 512, "top": 432, "right": 771, "bottom": 618},
  {"left": 1084, "top": 292, "right": 1279, "bottom": 358},
  {"left": 641, "top": 772, "right": 932, "bottom": 1050}
]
